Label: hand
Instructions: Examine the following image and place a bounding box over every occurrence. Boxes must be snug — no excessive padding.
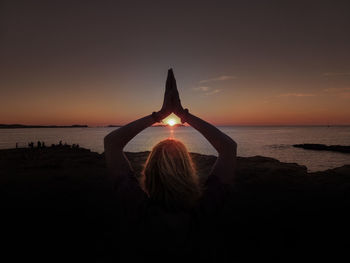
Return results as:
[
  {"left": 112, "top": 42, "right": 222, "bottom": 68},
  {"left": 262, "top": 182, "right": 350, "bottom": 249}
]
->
[
  {"left": 158, "top": 69, "right": 174, "bottom": 119},
  {"left": 168, "top": 69, "right": 185, "bottom": 117}
]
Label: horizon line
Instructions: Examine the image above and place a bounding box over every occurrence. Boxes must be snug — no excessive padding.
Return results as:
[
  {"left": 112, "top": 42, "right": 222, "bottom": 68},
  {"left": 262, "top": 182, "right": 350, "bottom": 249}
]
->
[{"left": 1, "top": 123, "right": 350, "bottom": 128}]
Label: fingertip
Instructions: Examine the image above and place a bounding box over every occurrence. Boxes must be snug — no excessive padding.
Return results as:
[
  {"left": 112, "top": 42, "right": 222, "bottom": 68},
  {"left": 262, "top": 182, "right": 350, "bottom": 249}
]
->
[{"left": 167, "top": 68, "right": 174, "bottom": 78}]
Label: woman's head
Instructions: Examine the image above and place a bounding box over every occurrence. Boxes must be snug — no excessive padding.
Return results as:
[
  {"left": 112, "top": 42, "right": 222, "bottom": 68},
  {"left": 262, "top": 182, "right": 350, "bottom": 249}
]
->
[{"left": 141, "top": 139, "right": 201, "bottom": 210}]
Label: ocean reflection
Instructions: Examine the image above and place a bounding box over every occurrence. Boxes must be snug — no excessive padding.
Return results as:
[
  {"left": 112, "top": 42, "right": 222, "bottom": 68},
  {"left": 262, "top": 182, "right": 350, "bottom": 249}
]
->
[{"left": 1, "top": 126, "right": 350, "bottom": 172}]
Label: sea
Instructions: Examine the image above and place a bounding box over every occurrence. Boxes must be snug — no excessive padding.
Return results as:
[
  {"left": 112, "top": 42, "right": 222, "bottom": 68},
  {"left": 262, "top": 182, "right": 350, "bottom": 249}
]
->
[{"left": 1, "top": 126, "right": 350, "bottom": 172}]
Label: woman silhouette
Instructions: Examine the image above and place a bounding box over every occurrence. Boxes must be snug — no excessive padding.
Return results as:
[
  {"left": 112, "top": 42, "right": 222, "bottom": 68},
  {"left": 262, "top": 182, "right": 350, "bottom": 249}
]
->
[{"left": 104, "top": 69, "right": 237, "bottom": 260}]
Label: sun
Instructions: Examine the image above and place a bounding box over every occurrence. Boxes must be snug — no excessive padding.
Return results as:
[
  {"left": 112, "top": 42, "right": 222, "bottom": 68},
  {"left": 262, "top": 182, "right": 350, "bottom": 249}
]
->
[
  {"left": 167, "top": 118, "right": 176, "bottom": 126},
  {"left": 162, "top": 113, "right": 181, "bottom": 127}
]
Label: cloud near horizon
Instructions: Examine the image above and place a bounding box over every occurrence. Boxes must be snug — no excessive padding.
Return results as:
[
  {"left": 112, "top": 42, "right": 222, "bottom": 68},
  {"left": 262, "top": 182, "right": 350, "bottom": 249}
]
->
[
  {"left": 194, "top": 86, "right": 210, "bottom": 92},
  {"left": 194, "top": 74, "right": 234, "bottom": 95},
  {"left": 323, "top": 72, "right": 350, "bottom": 77},
  {"left": 323, "top": 87, "right": 350, "bottom": 92},
  {"left": 275, "top": 88, "right": 350, "bottom": 100},
  {"left": 205, "top": 89, "right": 221, "bottom": 96},
  {"left": 323, "top": 87, "right": 350, "bottom": 99},
  {"left": 277, "top": 93, "right": 316, "bottom": 97},
  {"left": 199, "top": 75, "right": 236, "bottom": 83},
  {"left": 193, "top": 86, "right": 221, "bottom": 96}
]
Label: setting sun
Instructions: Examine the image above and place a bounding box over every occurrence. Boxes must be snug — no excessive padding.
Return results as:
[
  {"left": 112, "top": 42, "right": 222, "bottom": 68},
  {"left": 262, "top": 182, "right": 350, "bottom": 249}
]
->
[
  {"left": 162, "top": 113, "right": 181, "bottom": 127},
  {"left": 167, "top": 119, "right": 176, "bottom": 126}
]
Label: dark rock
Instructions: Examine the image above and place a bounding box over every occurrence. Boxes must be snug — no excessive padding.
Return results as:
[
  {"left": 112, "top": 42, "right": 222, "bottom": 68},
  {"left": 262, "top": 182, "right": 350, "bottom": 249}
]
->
[
  {"left": 1, "top": 146, "right": 350, "bottom": 261},
  {"left": 293, "top": 143, "right": 350, "bottom": 153}
]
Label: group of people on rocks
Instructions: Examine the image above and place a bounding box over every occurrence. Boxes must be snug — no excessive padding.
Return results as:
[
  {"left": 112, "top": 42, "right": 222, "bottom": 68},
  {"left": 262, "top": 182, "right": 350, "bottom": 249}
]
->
[
  {"left": 19, "top": 140, "right": 80, "bottom": 149},
  {"left": 27, "top": 141, "right": 46, "bottom": 148}
]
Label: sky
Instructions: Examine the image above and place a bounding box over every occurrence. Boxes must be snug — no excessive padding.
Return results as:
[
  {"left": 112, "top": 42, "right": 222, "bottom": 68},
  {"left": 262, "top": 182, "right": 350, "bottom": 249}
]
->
[{"left": 1, "top": 0, "right": 350, "bottom": 126}]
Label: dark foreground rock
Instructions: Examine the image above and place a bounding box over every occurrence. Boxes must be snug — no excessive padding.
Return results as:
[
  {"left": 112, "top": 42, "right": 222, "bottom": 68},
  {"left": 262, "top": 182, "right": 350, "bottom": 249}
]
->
[
  {"left": 1, "top": 146, "right": 350, "bottom": 262},
  {"left": 294, "top": 143, "right": 350, "bottom": 153}
]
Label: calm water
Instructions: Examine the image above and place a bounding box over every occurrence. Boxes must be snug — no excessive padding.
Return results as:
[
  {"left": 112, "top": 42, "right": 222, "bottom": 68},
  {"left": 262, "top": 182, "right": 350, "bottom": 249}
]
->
[{"left": 1, "top": 126, "right": 350, "bottom": 172}]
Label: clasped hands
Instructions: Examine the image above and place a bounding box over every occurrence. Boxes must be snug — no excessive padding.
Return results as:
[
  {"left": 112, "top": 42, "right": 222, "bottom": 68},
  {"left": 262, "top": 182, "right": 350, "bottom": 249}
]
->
[{"left": 156, "top": 69, "right": 187, "bottom": 122}]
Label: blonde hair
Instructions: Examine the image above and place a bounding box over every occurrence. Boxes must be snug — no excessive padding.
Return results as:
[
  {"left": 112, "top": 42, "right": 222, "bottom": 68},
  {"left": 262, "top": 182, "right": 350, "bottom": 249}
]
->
[{"left": 141, "top": 139, "right": 202, "bottom": 210}]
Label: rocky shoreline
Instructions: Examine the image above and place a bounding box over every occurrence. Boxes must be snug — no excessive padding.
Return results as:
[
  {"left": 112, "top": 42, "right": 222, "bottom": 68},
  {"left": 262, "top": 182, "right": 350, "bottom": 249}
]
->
[
  {"left": 1, "top": 145, "right": 349, "bottom": 190},
  {"left": 2, "top": 146, "right": 350, "bottom": 261},
  {"left": 293, "top": 143, "right": 350, "bottom": 153}
]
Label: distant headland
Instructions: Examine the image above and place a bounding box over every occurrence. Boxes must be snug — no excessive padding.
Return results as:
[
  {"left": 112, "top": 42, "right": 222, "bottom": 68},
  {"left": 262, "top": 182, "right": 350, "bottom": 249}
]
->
[
  {"left": 0, "top": 124, "right": 88, "bottom": 129},
  {"left": 0, "top": 124, "right": 187, "bottom": 129},
  {"left": 293, "top": 143, "right": 350, "bottom": 154}
]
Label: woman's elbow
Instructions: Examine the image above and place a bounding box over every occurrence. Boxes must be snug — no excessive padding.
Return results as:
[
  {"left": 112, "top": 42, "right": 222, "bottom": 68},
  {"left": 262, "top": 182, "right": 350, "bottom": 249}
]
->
[
  {"left": 104, "top": 133, "right": 124, "bottom": 150},
  {"left": 229, "top": 140, "right": 237, "bottom": 155},
  {"left": 104, "top": 133, "right": 112, "bottom": 145},
  {"left": 104, "top": 134, "right": 117, "bottom": 150},
  {"left": 221, "top": 138, "right": 237, "bottom": 155},
  {"left": 231, "top": 139, "right": 237, "bottom": 151}
]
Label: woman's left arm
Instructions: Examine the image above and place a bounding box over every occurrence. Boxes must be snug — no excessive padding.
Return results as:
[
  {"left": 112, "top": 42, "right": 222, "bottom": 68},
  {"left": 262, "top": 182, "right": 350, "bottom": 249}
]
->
[
  {"left": 104, "top": 113, "right": 163, "bottom": 177},
  {"left": 104, "top": 69, "right": 174, "bottom": 178}
]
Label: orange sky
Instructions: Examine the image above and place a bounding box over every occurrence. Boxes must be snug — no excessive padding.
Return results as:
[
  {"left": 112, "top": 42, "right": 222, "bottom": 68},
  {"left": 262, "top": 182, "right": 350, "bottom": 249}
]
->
[
  {"left": 1, "top": 76, "right": 349, "bottom": 126},
  {"left": 1, "top": 1, "right": 350, "bottom": 126}
]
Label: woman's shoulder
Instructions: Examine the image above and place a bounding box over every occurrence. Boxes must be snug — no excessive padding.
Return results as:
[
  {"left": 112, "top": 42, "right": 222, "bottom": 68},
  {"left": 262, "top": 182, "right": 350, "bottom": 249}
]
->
[
  {"left": 113, "top": 170, "right": 148, "bottom": 204},
  {"left": 197, "top": 174, "right": 234, "bottom": 213},
  {"left": 203, "top": 174, "right": 232, "bottom": 194}
]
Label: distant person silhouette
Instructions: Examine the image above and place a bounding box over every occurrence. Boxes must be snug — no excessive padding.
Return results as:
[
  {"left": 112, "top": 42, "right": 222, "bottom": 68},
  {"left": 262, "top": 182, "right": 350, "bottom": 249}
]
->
[
  {"left": 37, "top": 141, "right": 41, "bottom": 148},
  {"left": 104, "top": 69, "right": 237, "bottom": 260}
]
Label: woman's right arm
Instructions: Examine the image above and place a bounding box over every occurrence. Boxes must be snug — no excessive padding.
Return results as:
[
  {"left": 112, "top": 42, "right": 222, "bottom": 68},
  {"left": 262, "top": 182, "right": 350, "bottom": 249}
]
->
[
  {"left": 179, "top": 109, "right": 237, "bottom": 185},
  {"left": 169, "top": 70, "right": 237, "bottom": 185}
]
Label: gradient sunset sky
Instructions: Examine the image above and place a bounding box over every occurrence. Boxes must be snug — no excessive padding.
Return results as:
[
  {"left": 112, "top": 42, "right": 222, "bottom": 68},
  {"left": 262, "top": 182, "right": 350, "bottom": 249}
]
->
[{"left": 1, "top": 0, "right": 350, "bottom": 126}]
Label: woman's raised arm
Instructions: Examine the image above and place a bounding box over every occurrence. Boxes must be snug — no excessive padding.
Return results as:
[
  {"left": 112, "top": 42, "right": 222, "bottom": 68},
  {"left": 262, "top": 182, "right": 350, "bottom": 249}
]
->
[
  {"left": 104, "top": 114, "right": 158, "bottom": 178},
  {"left": 171, "top": 72, "right": 237, "bottom": 185},
  {"left": 104, "top": 71, "right": 173, "bottom": 178}
]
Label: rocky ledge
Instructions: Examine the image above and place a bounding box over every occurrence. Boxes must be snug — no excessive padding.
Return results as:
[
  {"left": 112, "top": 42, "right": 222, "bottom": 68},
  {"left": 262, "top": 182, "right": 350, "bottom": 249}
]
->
[
  {"left": 1, "top": 146, "right": 349, "bottom": 191},
  {"left": 1, "top": 146, "right": 350, "bottom": 261}
]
